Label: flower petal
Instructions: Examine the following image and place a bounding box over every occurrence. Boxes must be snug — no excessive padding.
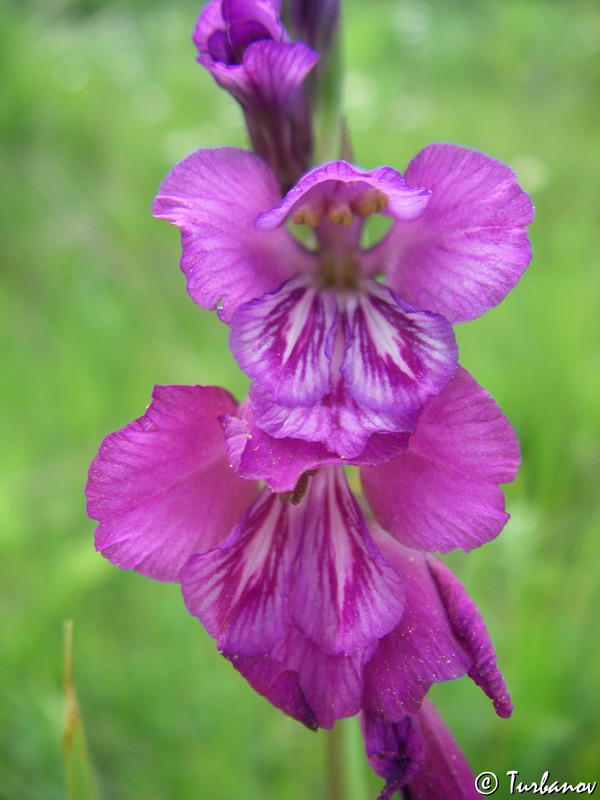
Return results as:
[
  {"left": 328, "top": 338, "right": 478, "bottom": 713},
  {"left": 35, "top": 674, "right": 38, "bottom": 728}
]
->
[
  {"left": 250, "top": 374, "right": 418, "bottom": 459},
  {"left": 222, "top": 403, "right": 410, "bottom": 491},
  {"left": 153, "top": 148, "right": 312, "bottom": 322},
  {"left": 289, "top": 469, "right": 406, "bottom": 655},
  {"left": 362, "top": 529, "right": 471, "bottom": 720},
  {"left": 256, "top": 160, "right": 430, "bottom": 231},
  {"left": 406, "top": 700, "right": 479, "bottom": 800},
  {"left": 373, "top": 143, "right": 534, "bottom": 323},
  {"left": 194, "top": 0, "right": 286, "bottom": 69},
  {"left": 360, "top": 711, "right": 424, "bottom": 793},
  {"left": 361, "top": 367, "right": 520, "bottom": 553},
  {"left": 181, "top": 490, "right": 300, "bottom": 656},
  {"left": 342, "top": 281, "right": 457, "bottom": 418},
  {"left": 225, "top": 649, "right": 318, "bottom": 731},
  {"left": 220, "top": 409, "right": 340, "bottom": 493},
  {"left": 270, "top": 627, "right": 367, "bottom": 728},
  {"left": 363, "top": 700, "right": 479, "bottom": 800},
  {"left": 86, "top": 386, "right": 258, "bottom": 582},
  {"left": 230, "top": 276, "right": 337, "bottom": 406},
  {"left": 427, "top": 556, "right": 513, "bottom": 718}
]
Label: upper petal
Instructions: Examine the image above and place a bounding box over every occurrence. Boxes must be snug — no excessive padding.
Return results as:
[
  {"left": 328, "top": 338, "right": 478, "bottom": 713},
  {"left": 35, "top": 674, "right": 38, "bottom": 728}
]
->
[
  {"left": 86, "top": 386, "right": 258, "bottom": 582},
  {"left": 368, "top": 143, "right": 534, "bottom": 323},
  {"left": 181, "top": 489, "right": 301, "bottom": 656},
  {"left": 288, "top": 468, "right": 406, "bottom": 655},
  {"left": 153, "top": 147, "right": 312, "bottom": 322},
  {"left": 427, "top": 556, "right": 513, "bottom": 718},
  {"left": 342, "top": 281, "right": 457, "bottom": 418},
  {"left": 255, "top": 160, "right": 430, "bottom": 231},
  {"left": 361, "top": 366, "right": 520, "bottom": 553},
  {"left": 229, "top": 276, "right": 337, "bottom": 406}
]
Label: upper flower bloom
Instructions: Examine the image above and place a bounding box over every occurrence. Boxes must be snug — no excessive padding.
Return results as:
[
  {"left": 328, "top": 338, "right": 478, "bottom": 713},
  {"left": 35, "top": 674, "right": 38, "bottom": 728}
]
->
[
  {"left": 154, "top": 143, "right": 533, "bottom": 459},
  {"left": 194, "top": 0, "right": 318, "bottom": 188}
]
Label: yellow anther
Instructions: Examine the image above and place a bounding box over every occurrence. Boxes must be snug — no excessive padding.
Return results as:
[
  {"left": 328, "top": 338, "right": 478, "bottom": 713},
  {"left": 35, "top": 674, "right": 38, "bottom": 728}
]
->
[
  {"left": 352, "top": 189, "right": 388, "bottom": 218},
  {"left": 292, "top": 204, "right": 322, "bottom": 228},
  {"left": 327, "top": 204, "right": 354, "bottom": 227}
]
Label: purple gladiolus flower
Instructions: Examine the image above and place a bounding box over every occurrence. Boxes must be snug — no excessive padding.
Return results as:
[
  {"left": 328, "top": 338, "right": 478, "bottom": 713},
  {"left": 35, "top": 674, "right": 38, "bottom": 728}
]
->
[
  {"left": 194, "top": 0, "right": 318, "bottom": 188},
  {"left": 154, "top": 143, "right": 533, "bottom": 462},
  {"left": 86, "top": 374, "right": 515, "bottom": 728},
  {"left": 361, "top": 698, "right": 481, "bottom": 800}
]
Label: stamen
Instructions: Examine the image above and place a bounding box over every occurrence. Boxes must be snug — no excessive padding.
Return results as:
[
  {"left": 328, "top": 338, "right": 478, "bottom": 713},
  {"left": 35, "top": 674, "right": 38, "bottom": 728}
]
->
[
  {"left": 292, "top": 204, "right": 323, "bottom": 228},
  {"left": 278, "top": 469, "right": 319, "bottom": 505},
  {"left": 352, "top": 188, "right": 389, "bottom": 218},
  {"left": 327, "top": 203, "right": 354, "bottom": 227}
]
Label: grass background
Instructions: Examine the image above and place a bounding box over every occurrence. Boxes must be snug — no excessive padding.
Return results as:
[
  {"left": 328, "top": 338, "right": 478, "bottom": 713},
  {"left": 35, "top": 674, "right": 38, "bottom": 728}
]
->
[{"left": 1, "top": 0, "right": 599, "bottom": 796}]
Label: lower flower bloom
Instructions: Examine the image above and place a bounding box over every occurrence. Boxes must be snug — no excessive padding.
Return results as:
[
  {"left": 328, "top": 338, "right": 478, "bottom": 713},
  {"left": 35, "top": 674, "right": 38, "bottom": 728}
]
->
[{"left": 86, "top": 372, "right": 514, "bottom": 730}]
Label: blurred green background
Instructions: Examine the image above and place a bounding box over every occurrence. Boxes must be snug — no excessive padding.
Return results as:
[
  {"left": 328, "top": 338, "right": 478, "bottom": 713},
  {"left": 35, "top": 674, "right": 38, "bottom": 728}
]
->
[{"left": 2, "top": 0, "right": 599, "bottom": 797}]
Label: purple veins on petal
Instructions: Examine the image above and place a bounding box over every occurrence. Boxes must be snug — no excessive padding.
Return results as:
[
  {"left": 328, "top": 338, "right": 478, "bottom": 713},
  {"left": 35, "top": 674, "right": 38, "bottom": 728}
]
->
[
  {"left": 86, "top": 385, "right": 258, "bottom": 582},
  {"left": 288, "top": 468, "right": 406, "bottom": 656},
  {"left": 229, "top": 275, "right": 338, "bottom": 406},
  {"left": 249, "top": 372, "right": 414, "bottom": 460},
  {"left": 181, "top": 489, "right": 300, "bottom": 656},
  {"left": 341, "top": 280, "right": 457, "bottom": 419}
]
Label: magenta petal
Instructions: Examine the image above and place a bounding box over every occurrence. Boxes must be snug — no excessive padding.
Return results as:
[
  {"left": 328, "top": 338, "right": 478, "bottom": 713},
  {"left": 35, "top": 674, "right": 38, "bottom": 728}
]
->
[
  {"left": 86, "top": 386, "right": 258, "bottom": 582},
  {"left": 230, "top": 277, "right": 337, "bottom": 406},
  {"left": 270, "top": 627, "right": 367, "bottom": 728},
  {"left": 251, "top": 378, "right": 416, "bottom": 459},
  {"left": 378, "top": 143, "right": 534, "bottom": 323},
  {"left": 194, "top": 1, "right": 285, "bottom": 69},
  {"left": 256, "top": 160, "right": 430, "bottom": 231},
  {"left": 427, "top": 557, "right": 513, "bottom": 718},
  {"left": 354, "top": 431, "right": 411, "bottom": 465},
  {"left": 289, "top": 469, "right": 406, "bottom": 655},
  {"left": 406, "top": 699, "right": 479, "bottom": 800},
  {"left": 222, "top": 403, "right": 409, "bottom": 492},
  {"left": 362, "top": 366, "right": 520, "bottom": 553},
  {"left": 360, "top": 711, "right": 424, "bottom": 791},
  {"left": 362, "top": 530, "right": 471, "bottom": 720},
  {"left": 225, "top": 650, "right": 318, "bottom": 730},
  {"left": 221, "top": 410, "right": 343, "bottom": 493},
  {"left": 153, "top": 148, "right": 312, "bottom": 322},
  {"left": 342, "top": 281, "right": 457, "bottom": 418},
  {"left": 242, "top": 39, "right": 318, "bottom": 107},
  {"left": 181, "top": 490, "right": 300, "bottom": 656},
  {"left": 364, "top": 700, "right": 479, "bottom": 800}
]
